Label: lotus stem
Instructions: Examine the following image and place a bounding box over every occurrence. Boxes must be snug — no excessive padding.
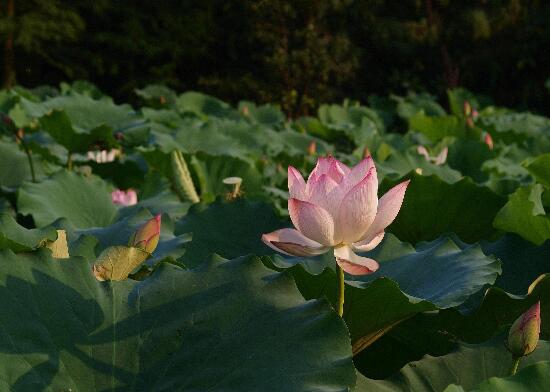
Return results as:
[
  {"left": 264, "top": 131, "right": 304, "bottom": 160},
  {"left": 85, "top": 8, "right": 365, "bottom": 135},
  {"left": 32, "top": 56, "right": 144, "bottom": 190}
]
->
[
  {"left": 10, "top": 127, "right": 36, "bottom": 182},
  {"left": 337, "top": 264, "right": 345, "bottom": 317},
  {"left": 171, "top": 150, "right": 200, "bottom": 203},
  {"left": 509, "top": 356, "right": 520, "bottom": 376},
  {"left": 66, "top": 153, "right": 73, "bottom": 171}
]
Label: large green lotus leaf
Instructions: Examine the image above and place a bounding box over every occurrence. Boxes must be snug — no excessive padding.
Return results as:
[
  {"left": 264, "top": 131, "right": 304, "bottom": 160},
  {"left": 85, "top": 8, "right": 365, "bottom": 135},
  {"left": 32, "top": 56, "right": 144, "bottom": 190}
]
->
[
  {"left": 238, "top": 101, "right": 285, "bottom": 126},
  {"left": 479, "top": 111, "right": 550, "bottom": 140},
  {"left": 373, "top": 234, "right": 550, "bottom": 362},
  {"left": 472, "top": 361, "right": 550, "bottom": 392},
  {"left": 383, "top": 173, "right": 506, "bottom": 244},
  {"left": 355, "top": 339, "right": 550, "bottom": 392},
  {"left": 447, "top": 88, "right": 486, "bottom": 118},
  {"left": 0, "top": 213, "right": 57, "bottom": 252},
  {"left": 189, "top": 153, "right": 264, "bottom": 200},
  {"left": 493, "top": 184, "right": 550, "bottom": 245},
  {"left": 20, "top": 94, "right": 138, "bottom": 133},
  {"left": 18, "top": 170, "right": 117, "bottom": 229},
  {"left": 85, "top": 157, "right": 145, "bottom": 190},
  {"left": 175, "top": 91, "right": 239, "bottom": 119},
  {"left": 409, "top": 113, "right": 467, "bottom": 142},
  {"left": 431, "top": 274, "right": 550, "bottom": 346},
  {"left": 135, "top": 84, "right": 177, "bottom": 108},
  {"left": 0, "top": 140, "right": 48, "bottom": 188},
  {"left": 116, "top": 190, "right": 191, "bottom": 221},
  {"left": 0, "top": 250, "right": 355, "bottom": 391},
  {"left": 19, "top": 94, "right": 140, "bottom": 152},
  {"left": 446, "top": 138, "right": 493, "bottom": 183},
  {"left": 482, "top": 233, "right": 550, "bottom": 295},
  {"left": 277, "top": 129, "right": 333, "bottom": 157},
  {"left": 376, "top": 150, "right": 462, "bottom": 184},
  {"left": 524, "top": 153, "right": 550, "bottom": 187},
  {"left": 394, "top": 93, "right": 446, "bottom": 120},
  {"left": 270, "top": 235, "right": 500, "bottom": 354},
  {"left": 175, "top": 199, "right": 286, "bottom": 267},
  {"left": 318, "top": 104, "right": 385, "bottom": 133},
  {"left": 38, "top": 110, "right": 118, "bottom": 153}
]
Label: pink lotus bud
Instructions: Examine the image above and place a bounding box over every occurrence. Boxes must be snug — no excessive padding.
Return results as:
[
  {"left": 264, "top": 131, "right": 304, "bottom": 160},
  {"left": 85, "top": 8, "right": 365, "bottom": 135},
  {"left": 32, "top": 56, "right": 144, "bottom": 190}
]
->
[
  {"left": 507, "top": 302, "right": 541, "bottom": 357},
  {"left": 484, "top": 132, "right": 494, "bottom": 150},
  {"left": 307, "top": 140, "right": 317, "bottom": 155},
  {"left": 363, "top": 147, "right": 371, "bottom": 159},
  {"left": 242, "top": 105, "right": 249, "bottom": 116},
  {"left": 111, "top": 189, "right": 138, "bottom": 206},
  {"left": 131, "top": 214, "right": 161, "bottom": 254},
  {"left": 463, "top": 100, "right": 472, "bottom": 117}
]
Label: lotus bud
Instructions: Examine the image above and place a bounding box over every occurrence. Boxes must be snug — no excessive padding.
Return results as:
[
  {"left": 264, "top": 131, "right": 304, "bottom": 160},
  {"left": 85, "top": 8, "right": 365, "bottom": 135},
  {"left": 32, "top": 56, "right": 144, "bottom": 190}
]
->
[
  {"left": 130, "top": 214, "right": 161, "bottom": 254},
  {"left": 363, "top": 146, "right": 371, "bottom": 159},
  {"left": 307, "top": 140, "right": 317, "bottom": 155},
  {"left": 484, "top": 132, "right": 494, "bottom": 150},
  {"left": 463, "top": 100, "right": 472, "bottom": 117},
  {"left": 241, "top": 105, "right": 249, "bottom": 116},
  {"left": 507, "top": 302, "right": 541, "bottom": 358}
]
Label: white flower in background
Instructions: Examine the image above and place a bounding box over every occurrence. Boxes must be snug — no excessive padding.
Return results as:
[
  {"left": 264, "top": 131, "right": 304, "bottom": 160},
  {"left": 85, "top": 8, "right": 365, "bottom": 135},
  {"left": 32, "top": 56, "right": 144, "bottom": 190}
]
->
[
  {"left": 87, "top": 149, "right": 120, "bottom": 163},
  {"left": 417, "top": 146, "right": 448, "bottom": 165}
]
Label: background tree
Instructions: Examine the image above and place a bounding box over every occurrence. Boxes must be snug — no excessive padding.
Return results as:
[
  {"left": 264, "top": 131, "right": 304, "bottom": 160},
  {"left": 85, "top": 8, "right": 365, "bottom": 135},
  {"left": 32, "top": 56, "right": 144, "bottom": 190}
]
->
[{"left": 0, "top": 0, "right": 85, "bottom": 88}]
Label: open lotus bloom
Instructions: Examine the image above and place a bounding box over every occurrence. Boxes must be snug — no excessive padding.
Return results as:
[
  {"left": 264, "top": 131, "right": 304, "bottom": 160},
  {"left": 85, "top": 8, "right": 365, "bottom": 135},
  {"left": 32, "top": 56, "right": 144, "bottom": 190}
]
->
[
  {"left": 417, "top": 145, "right": 448, "bottom": 165},
  {"left": 111, "top": 189, "right": 138, "bottom": 206},
  {"left": 262, "top": 156, "right": 409, "bottom": 275}
]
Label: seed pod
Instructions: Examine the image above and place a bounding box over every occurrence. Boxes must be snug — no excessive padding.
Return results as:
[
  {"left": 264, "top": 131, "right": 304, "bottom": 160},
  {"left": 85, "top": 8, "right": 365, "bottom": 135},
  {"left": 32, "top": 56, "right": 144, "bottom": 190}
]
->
[{"left": 171, "top": 150, "right": 200, "bottom": 203}]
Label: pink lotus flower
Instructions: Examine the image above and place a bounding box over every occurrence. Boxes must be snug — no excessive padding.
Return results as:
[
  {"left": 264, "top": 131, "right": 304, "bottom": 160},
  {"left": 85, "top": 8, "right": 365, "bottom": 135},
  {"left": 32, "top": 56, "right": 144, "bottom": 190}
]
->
[
  {"left": 111, "top": 189, "right": 138, "bottom": 206},
  {"left": 262, "top": 156, "right": 409, "bottom": 275}
]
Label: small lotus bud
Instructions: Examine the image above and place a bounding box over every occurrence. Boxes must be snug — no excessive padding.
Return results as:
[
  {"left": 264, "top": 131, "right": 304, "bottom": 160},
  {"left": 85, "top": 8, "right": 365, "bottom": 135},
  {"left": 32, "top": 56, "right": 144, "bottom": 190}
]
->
[
  {"left": 307, "top": 140, "right": 317, "bottom": 155},
  {"left": 484, "top": 132, "right": 494, "bottom": 150},
  {"left": 131, "top": 214, "right": 161, "bottom": 254},
  {"left": 507, "top": 302, "right": 541, "bottom": 358},
  {"left": 363, "top": 146, "right": 371, "bottom": 159},
  {"left": 241, "top": 105, "right": 249, "bottom": 116},
  {"left": 463, "top": 100, "right": 472, "bottom": 117}
]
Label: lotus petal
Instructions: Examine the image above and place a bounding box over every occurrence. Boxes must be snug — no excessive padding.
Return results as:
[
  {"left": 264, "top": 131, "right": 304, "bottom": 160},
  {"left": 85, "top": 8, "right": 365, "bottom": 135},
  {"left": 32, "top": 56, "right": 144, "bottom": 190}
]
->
[
  {"left": 289, "top": 198, "right": 335, "bottom": 246},
  {"left": 262, "top": 228, "right": 330, "bottom": 256},
  {"left": 334, "top": 245, "right": 379, "bottom": 275}
]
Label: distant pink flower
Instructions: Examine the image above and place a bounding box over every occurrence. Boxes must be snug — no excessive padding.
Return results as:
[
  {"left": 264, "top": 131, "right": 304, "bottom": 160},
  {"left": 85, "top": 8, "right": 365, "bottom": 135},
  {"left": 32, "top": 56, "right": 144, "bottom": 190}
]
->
[
  {"left": 262, "top": 156, "right": 409, "bottom": 275},
  {"left": 111, "top": 189, "right": 138, "bottom": 206},
  {"left": 417, "top": 146, "right": 448, "bottom": 165}
]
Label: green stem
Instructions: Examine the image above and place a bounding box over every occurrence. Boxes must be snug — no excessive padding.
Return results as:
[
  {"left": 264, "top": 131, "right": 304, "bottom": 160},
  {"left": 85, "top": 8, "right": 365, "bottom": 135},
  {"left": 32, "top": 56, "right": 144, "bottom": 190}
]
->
[
  {"left": 66, "top": 153, "right": 73, "bottom": 171},
  {"left": 336, "top": 264, "right": 345, "bottom": 317},
  {"left": 509, "top": 356, "right": 521, "bottom": 376},
  {"left": 22, "top": 144, "right": 36, "bottom": 182},
  {"left": 11, "top": 129, "right": 36, "bottom": 182}
]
